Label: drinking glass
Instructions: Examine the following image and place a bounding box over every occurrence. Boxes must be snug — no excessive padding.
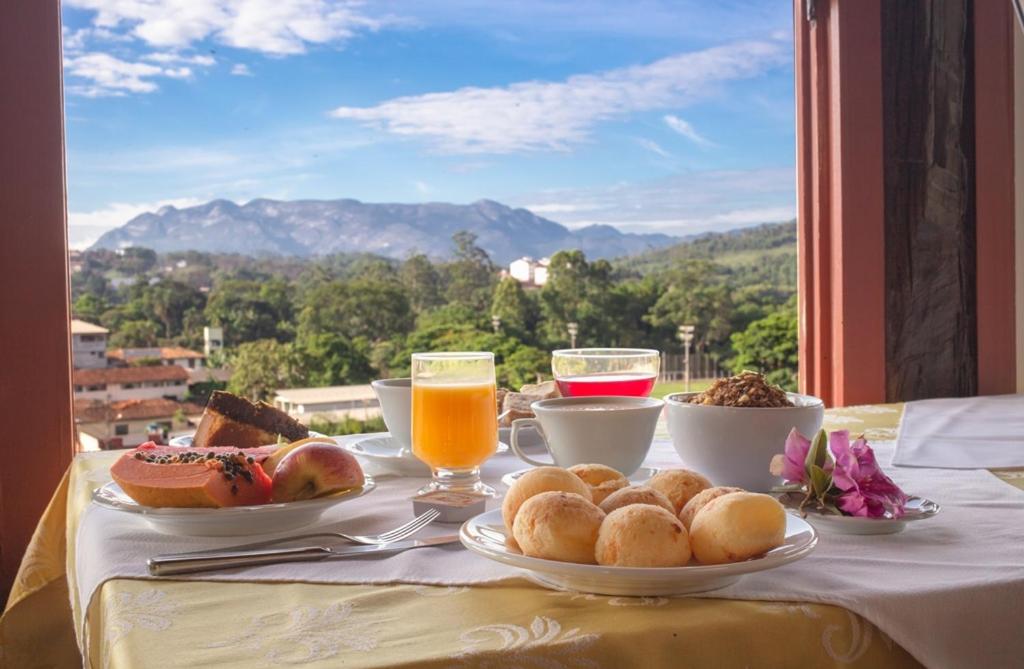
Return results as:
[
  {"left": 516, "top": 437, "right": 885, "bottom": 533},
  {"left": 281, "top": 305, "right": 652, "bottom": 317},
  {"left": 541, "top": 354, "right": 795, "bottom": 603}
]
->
[
  {"left": 411, "top": 352, "right": 498, "bottom": 496},
  {"left": 552, "top": 348, "right": 661, "bottom": 397}
]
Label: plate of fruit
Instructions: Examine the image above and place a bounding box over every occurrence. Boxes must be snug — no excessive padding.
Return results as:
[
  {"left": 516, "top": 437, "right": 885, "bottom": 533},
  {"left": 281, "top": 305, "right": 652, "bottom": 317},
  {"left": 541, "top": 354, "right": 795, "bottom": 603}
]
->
[
  {"left": 460, "top": 465, "right": 817, "bottom": 596},
  {"left": 93, "top": 392, "right": 373, "bottom": 536}
]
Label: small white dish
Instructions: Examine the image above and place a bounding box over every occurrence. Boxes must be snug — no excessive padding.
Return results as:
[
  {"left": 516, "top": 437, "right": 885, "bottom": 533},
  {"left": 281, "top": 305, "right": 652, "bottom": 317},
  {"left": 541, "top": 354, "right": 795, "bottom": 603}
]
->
[
  {"left": 338, "top": 433, "right": 509, "bottom": 478},
  {"left": 779, "top": 494, "right": 940, "bottom": 535},
  {"left": 92, "top": 478, "right": 375, "bottom": 537},
  {"left": 501, "top": 466, "right": 660, "bottom": 489},
  {"left": 460, "top": 508, "right": 817, "bottom": 596}
]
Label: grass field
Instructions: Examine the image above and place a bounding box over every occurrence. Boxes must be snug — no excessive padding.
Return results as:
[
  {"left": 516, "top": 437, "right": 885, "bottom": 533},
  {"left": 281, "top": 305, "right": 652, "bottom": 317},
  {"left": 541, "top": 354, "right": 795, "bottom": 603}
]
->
[{"left": 651, "top": 378, "right": 714, "bottom": 399}]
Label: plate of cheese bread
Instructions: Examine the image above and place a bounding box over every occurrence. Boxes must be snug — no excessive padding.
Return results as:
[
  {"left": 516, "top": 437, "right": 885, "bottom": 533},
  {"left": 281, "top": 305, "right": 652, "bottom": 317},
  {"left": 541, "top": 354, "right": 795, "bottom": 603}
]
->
[{"left": 460, "top": 464, "right": 817, "bottom": 596}]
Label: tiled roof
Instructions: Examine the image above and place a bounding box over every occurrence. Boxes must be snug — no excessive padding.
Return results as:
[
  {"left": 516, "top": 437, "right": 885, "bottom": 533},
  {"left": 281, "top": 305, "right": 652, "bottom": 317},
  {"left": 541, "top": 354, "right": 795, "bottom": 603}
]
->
[
  {"left": 70, "top": 319, "right": 109, "bottom": 335},
  {"left": 107, "top": 346, "right": 205, "bottom": 361},
  {"left": 75, "top": 398, "right": 204, "bottom": 423},
  {"left": 73, "top": 365, "right": 189, "bottom": 385}
]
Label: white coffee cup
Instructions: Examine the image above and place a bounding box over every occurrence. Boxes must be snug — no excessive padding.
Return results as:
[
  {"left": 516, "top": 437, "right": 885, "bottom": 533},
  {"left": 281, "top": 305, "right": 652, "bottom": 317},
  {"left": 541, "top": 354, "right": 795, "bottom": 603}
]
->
[
  {"left": 510, "top": 396, "right": 664, "bottom": 476},
  {"left": 371, "top": 378, "right": 411, "bottom": 453}
]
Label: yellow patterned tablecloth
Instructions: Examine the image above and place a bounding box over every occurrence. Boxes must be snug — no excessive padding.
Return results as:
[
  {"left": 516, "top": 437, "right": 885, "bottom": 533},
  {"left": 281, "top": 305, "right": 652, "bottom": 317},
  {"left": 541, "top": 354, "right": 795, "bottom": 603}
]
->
[{"left": 4, "top": 404, "right": 1022, "bottom": 668}]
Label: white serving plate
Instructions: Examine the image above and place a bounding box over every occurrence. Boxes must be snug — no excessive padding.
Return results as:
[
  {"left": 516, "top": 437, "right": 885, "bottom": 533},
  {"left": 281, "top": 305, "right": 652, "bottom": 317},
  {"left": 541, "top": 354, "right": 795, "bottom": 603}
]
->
[
  {"left": 338, "top": 432, "right": 509, "bottom": 478},
  {"left": 780, "top": 494, "right": 940, "bottom": 535},
  {"left": 167, "top": 430, "right": 328, "bottom": 448},
  {"left": 92, "top": 478, "right": 375, "bottom": 537},
  {"left": 460, "top": 508, "right": 817, "bottom": 596},
  {"left": 500, "top": 466, "right": 660, "bottom": 489}
]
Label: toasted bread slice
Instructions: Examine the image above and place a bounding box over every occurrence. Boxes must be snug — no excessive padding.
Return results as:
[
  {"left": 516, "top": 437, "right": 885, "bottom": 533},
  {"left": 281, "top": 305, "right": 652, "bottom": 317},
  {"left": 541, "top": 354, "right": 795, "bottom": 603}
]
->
[{"left": 193, "top": 391, "right": 308, "bottom": 449}]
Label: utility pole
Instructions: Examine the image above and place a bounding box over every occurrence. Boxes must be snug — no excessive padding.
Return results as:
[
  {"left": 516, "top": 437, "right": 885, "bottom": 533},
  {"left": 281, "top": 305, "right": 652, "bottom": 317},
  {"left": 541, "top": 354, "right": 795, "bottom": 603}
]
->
[
  {"left": 491, "top": 314, "right": 501, "bottom": 334},
  {"left": 678, "top": 324, "right": 695, "bottom": 392},
  {"left": 567, "top": 322, "right": 579, "bottom": 349}
]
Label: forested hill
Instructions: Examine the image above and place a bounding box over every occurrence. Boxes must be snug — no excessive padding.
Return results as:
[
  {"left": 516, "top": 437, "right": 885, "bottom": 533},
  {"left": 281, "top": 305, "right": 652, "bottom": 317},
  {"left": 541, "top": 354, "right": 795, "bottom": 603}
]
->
[{"left": 616, "top": 221, "right": 797, "bottom": 286}]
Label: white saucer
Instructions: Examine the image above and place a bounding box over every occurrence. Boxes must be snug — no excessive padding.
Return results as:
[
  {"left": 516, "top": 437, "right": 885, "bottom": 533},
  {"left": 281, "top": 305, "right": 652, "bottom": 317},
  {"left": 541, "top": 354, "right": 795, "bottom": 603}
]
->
[
  {"left": 779, "top": 494, "right": 940, "bottom": 535},
  {"left": 338, "top": 433, "right": 510, "bottom": 478},
  {"left": 460, "top": 508, "right": 817, "bottom": 596},
  {"left": 501, "top": 466, "right": 660, "bottom": 489}
]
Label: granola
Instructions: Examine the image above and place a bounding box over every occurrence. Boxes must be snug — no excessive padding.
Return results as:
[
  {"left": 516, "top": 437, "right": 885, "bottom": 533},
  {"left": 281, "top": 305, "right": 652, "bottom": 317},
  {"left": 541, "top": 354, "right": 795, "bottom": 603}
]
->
[{"left": 686, "top": 371, "right": 793, "bottom": 408}]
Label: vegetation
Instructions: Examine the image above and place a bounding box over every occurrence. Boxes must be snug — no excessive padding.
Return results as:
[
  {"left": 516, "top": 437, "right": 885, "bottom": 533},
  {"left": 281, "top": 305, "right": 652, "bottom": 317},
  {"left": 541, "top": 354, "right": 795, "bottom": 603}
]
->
[{"left": 71, "top": 223, "right": 799, "bottom": 399}]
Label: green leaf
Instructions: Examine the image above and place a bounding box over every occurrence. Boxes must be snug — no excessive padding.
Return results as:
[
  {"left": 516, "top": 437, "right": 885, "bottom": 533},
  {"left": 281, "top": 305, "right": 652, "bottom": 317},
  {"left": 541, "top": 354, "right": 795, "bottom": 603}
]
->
[
  {"left": 809, "top": 464, "right": 833, "bottom": 498},
  {"left": 804, "top": 429, "right": 830, "bottom": 478}
]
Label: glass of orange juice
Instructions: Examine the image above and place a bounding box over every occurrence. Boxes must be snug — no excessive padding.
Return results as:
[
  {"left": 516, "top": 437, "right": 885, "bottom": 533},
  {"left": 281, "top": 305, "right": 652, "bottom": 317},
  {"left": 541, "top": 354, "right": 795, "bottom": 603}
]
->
[{"left": 412, "top": 351, "right": 498, "bottom": 497}]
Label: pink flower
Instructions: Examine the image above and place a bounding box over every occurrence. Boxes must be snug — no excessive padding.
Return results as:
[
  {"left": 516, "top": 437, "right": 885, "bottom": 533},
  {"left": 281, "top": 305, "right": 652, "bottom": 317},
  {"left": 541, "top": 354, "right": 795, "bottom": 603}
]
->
[
  {"left": 780, "top": 428, "right": 811, "bottom": 483},
  {"left": 829, "top": 431, "right": 908, "bottom": 518}
]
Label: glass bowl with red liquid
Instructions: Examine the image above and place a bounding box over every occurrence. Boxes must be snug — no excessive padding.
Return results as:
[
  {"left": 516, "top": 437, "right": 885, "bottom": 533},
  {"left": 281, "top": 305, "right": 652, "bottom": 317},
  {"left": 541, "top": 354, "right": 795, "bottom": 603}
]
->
[{"left": 552, "top": 348, "right": 661, "bottom": 397}]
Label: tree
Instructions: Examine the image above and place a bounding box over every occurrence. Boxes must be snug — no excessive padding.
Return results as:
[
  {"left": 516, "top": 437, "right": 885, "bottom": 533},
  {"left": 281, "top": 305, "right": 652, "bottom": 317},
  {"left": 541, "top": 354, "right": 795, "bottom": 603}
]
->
[
  {"left": 491, "top": 277, "right": 532, "bottom": 334},
  {"left": 294, "top": 333, "right": 375, "bottom": 386},
  {"left": 645, "top": 260, "right": 734, "bottom": 354},
  {"left": 73, "top": 293, "right": 108, "bottom": 324},
  {"left": 400, "top": 254, "right": 444, "bottom": 313},
  {"left": 108, "top": 320, "right": 160, "bottom": 348},
  {"left": 728, "top": 306, "right": 798, "bottom": 390},
  {"left": 297, "top": 277, "right": 412, "bottom": 343},
  {"left": 145, "top": 279, "right": 206, "bottom": 339},
  {"left": 538, "top": 250, "right": 617, "bottom": 347},
  {"left": 228, "top": 339, "right": 303, "bottom": 401},
  {"left": 444, "top": 232, "right": 497, "bottom": 311},
  {"left": 204, "top": 278, "right": 293, "bottom": 346}
]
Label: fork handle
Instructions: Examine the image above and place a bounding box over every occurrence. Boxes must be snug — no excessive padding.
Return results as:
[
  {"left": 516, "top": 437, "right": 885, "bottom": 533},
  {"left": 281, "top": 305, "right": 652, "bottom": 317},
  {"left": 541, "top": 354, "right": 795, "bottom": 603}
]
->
[{"left": 148, "top": 545, "right": 331, "bottom": 576}]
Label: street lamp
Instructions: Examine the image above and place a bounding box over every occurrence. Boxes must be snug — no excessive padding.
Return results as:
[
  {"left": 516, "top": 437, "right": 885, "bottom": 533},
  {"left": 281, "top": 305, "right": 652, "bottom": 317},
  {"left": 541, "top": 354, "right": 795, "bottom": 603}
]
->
[
  {"left": 567, "top": 321, "right": 579, "bottom": 348},
  {"left": 491, "top": 314, "right": 501, "bottom": 334},
  {"left": 678, "top": 324, "right": 696, "bottom": 392}
]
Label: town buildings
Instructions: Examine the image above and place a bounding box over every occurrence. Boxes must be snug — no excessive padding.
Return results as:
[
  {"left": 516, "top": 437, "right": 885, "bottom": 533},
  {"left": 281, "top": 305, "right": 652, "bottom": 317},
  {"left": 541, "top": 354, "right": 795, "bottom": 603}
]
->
[
  {"left": 70, "top": 319, "right": 109, "bottom": 369},
  {"left": 508, "top": 257, "right": 550, "bottom": 287}
]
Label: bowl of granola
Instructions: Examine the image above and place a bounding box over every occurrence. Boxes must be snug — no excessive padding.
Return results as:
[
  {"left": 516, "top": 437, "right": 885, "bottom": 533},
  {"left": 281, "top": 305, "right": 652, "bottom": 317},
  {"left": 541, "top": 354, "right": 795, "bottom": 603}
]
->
[{"left": 664, "top": 372, "right": 823, "bottom": 492}]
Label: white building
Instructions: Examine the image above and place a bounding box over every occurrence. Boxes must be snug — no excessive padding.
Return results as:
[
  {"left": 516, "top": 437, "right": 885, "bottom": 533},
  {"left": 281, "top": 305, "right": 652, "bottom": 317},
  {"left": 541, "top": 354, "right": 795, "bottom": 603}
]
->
[
  {"left": 73, "top": 365, "right": 189, "bottom": 401},
  {"left": 70, "top": 319, "right": 109, "bottom": 369},
  {"left": 273, "top": 385, "right": 380, "bottom": 422},
  {"left": 75, "top": 397, "right": 204, "bottom": 450},
  {"left": 508, "top": 257, "right": 550, "bottom": 286},
  {"left": 204, "top": 326, "right": 224, "bottom": 358}
]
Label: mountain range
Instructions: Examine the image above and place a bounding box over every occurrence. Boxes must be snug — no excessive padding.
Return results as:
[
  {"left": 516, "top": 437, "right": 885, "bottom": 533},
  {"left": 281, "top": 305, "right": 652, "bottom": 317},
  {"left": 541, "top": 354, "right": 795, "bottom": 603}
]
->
[{"left": 90, "top": 198, "right": 678, "bottom": 264}]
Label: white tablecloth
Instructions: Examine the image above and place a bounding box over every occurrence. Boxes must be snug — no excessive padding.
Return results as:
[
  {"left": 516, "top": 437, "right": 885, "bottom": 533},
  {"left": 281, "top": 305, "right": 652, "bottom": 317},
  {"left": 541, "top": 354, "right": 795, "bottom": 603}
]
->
[
  {"left": 77, "top": 440, "right": 1024, "bottom": 669},
  {"left": 893, "top": 394, "right": 1024, "bottom": 468}
]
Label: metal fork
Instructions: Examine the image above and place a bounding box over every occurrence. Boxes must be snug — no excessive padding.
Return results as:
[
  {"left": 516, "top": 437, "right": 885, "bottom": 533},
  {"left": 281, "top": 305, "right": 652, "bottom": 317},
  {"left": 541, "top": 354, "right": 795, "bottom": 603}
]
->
[{"left": 162, "top": 509, "right": 441, "bottom": 559}]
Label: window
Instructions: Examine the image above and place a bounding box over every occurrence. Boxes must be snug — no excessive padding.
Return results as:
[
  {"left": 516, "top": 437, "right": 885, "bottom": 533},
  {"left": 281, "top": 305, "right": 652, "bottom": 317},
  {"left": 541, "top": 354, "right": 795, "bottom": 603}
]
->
[{"left": 114, "top": 424, "right": 129, "bottom": 436}]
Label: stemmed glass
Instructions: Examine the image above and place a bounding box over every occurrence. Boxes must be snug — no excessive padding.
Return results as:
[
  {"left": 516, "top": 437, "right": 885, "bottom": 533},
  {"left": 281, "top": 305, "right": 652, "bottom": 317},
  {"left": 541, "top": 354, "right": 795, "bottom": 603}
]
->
[
  {"left": 411, "top": 352, "right": 498, "bottom": 497},
  {"left": 552, "top": 348, "right": 661, "bottom": 397}
]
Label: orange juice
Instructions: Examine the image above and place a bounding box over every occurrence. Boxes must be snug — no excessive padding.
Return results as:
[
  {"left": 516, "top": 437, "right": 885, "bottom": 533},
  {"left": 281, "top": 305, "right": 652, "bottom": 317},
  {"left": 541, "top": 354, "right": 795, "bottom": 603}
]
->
[{"left": 412, "top": 382, "right": 498, "bottom": 470}]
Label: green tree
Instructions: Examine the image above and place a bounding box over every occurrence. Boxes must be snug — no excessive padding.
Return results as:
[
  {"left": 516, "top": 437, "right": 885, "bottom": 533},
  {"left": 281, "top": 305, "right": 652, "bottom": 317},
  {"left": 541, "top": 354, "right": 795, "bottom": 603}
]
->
[
  {"left": 400, "top": 254, "right": 444, "bottom": 313},
  {"left": 205, "top": 278, "right": 293, "bottom": 345},
  {"left": 145, "top": 279, "right": 206, "bottom": 339},
  {"left": 294, "top": 333, "right": 375, "bottom": 386},
  {"left": 444, "top": 232, "right": 497, "bottom": 311},
  {"left": 108, "top": 320, "right": 160, "bottom": 348},
  {"left": 645, "top": 261, "right": 734, "bottom": 353},
  {"left": 491, "top": 277, "right": 532, "bottom": 334},
  {"left": 297, "top": 277, "right": 412, "bottom": 343},
  {"left": 228, "top": 339, "right": 303, "bottom": 401},
  {"left": 73, "top": 293, "right": 108, "bottom": 324},
  {"left": 538, "top": 250, "right": 616, "bottom": 347},
  {"left": 728, "top": 307, "right": 798, "bottom": 390}
]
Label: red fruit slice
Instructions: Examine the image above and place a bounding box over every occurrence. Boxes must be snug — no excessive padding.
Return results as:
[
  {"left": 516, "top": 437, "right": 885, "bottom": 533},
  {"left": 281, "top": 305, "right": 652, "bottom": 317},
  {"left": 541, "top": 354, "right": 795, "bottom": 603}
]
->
[{"left": 110, "top": 442, "right": 277, "bottom": 508}]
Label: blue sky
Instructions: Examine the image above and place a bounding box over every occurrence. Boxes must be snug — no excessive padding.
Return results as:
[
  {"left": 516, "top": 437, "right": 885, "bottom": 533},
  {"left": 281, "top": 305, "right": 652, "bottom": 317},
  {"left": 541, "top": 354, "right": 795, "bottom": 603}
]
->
[{"left": 62, "top": 1, "right": 795, "bottom": 248}]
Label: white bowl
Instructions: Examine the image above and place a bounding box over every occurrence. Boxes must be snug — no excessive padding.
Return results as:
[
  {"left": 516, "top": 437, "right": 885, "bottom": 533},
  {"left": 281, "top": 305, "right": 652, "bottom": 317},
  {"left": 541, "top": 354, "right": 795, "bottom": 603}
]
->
[{"left": 664, "top": 392, "right": 824, "bottom": 492}]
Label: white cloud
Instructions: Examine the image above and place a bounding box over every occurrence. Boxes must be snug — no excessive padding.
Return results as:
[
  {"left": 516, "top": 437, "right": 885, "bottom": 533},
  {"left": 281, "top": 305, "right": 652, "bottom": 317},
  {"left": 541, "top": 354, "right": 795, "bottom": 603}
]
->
[
  {"left": 144, "top": 52, "right": 216, "bottom": 66},
  {"left": 636, "top": 138, "right": 671, "bottom": 159},
  {"left": 63, "top": 52, "right": 190, "bottom": 96},
  {"left": 663, "top": 114, "right": 714, "bottom": 147},
  {"left": 329, "top": 40, "right": 786, "bottom": 154},
  {"left": 65, "top": 0, "right": 390, "bottom": 56},
  {"left": 68, "top": 197, "right": 204, "bottom": 248},
  {"left": 230, "top": 63, "right": 253, "bottom": 76},
  {"left": 512, "top": 167, "right": 795, "bottom": 236},
  {"left": 413, "top": 180, "right": 432, "bottom": 195}
]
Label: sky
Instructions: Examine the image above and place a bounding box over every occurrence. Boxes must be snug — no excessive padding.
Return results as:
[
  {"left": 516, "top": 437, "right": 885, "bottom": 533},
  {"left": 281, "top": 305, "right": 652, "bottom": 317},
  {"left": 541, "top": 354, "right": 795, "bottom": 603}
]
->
[{"left": 62, "top": 0, "right": 796, "bottom": 249}]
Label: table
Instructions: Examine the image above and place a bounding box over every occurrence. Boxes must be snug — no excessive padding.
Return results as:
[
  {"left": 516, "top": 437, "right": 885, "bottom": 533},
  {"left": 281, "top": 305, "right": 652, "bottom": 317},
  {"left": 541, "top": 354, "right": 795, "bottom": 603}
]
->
[{"left": 3, "top": 404, "right": 1022, "bottom": 668}]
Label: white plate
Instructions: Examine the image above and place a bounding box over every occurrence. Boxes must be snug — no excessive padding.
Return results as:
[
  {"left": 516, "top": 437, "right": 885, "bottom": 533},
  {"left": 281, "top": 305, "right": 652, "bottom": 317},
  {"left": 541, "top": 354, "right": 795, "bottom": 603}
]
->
[
  {"left": 460, "top": 508, "right": 817, "bottom": 596},
  {"left": 338, "top": 433, "right": 510, "bottom": 478},
  {"left": 92, "top": 478, "right": 375, "bottom": 537},
  {"left": 780, "top": 494, "right": 940, "bottom": 535},
  {"left": 501, "top": 466, "right": 660, "bottom": 489}
]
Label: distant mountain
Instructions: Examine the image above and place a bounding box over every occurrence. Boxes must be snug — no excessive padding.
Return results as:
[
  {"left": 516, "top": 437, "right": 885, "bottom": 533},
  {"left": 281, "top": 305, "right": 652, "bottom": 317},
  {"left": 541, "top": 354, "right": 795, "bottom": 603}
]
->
[
  {"left": 90, "top": 198, "right": 677, "bottom": 264},
  {"left": 617, "top": 221, "right": 797, "bottom": 284}
]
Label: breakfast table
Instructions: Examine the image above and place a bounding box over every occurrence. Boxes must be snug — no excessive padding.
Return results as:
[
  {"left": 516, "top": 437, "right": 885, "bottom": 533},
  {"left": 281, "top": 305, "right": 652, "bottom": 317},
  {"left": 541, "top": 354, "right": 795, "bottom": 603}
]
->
[{"left": 3, "top": 402, "right": 1023, "bottom": 669}]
